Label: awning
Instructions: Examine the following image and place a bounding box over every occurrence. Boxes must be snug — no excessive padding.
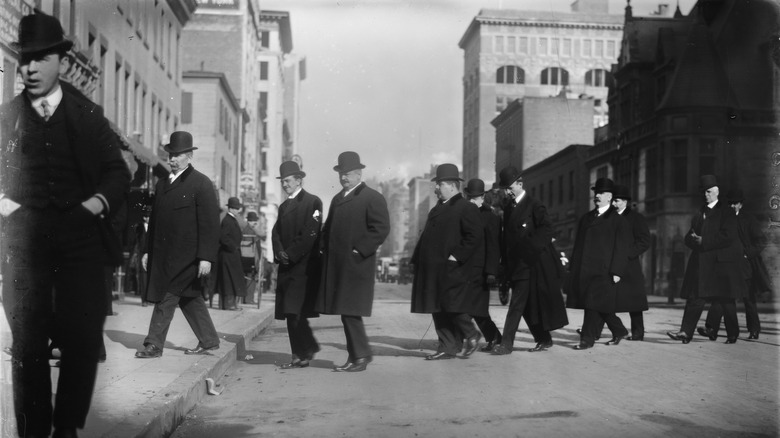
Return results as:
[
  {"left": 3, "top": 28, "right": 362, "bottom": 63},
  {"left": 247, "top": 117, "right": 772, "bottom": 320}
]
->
[{"left": 109, "top": 121, "right": 170, "bottom": 172}]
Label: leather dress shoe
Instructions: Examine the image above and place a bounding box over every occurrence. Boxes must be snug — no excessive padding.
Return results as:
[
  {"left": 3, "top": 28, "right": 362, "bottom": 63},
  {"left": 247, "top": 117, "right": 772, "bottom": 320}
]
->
[
  {"left": 463, "top": 333, "right": 482, "bottom": 357},
  {"left": 528, "top": 341, "right": 553, "bottom": 352},
  {"left": 480, "top": 340, "right": 497, "bottom": 352},
  {"left": 573, "top": 342, "right": 592, "bottom": 350},
  {"left": 666, "top": 331, "right": 691, "bottom": 344},
  {"left": 424, "top": 352, "right": 455, "bottom": 361},
  {"left": 606, "top": 335, "right": 625, "bottom": 346},
  {"left": 748, "top": 331, "right": 759, "bottom": 340},
  {"left": 490, "top": 344, "right": 512, "bottom": 355},
  {"left": 626, "top": 335, "right": 644, "bottom": 341},
  {"left": 135, "top": 344, "right": 163, "bottom": 358},
  {"left": 280, "top": 357, "right": 310, "bottom": 369},
  {"left": 334, "top": 356, "right": 372, "bottom": 372},
  {"left": 725, "top": 338, "right": 737, "bottom": 344},
  {"left": 575, "top": 329, "right": 600, "bottom": 340},
  {"left": 184, "top": 344, "right": 219, "bottom": 355},
  {"left": 697, "top": 326, "right": 717, "bottom": 341},
  {"left": 52, "top": 428, "right": 78, "bottom": 438}
]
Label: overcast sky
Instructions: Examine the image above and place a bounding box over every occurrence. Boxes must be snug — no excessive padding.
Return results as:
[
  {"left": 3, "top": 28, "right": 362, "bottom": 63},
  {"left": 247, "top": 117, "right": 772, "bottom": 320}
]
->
[{"left": 262, "top": 0, "right": 697, "bottom": 195}]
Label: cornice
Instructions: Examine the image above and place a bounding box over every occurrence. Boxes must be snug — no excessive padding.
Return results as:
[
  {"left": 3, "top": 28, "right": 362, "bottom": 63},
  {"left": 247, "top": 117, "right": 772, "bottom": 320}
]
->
[{"left": 478, "top": 17, "right": 623, "bottom": 31}]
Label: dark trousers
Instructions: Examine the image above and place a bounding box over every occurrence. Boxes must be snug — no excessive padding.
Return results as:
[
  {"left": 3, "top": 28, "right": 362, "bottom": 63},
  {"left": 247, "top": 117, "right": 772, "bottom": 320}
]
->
[
  {"left": 705, "top": 285, "right": 760, "bottom": 335},
  {"left": 432, "top": 312, "right": 478, "bottom": 355},
  {"left": 596, "top": 311, "right": 644, "bottom": 338},
  {"left": 341, "top": 315, "right": 371, "bottom": 359},
  {"left": 581, "top": 309, "right": 627, "bottom": 346},
  {"left": 499, "top": 279, "right": 552, "bottom": 348},
  {"left": 144, "top": 292, "right": 220, "bottom": 350},
  {"left": 286, "top": 315, "right": 319, "bottom": 360},
  {"left": 473, "top": 315, "right": 501, "bottom": 343},
  {"left": 681, "top": 297, "right": 738, "bottom": 339},
  {"left": 2, "top": 206, "right": 107, "bottom": 436}
]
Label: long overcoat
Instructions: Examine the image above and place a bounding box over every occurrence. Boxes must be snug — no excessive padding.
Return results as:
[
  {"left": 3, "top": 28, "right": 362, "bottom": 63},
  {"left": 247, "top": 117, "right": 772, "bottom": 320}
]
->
[
  {"left": 316, "top": 183, "right": 390, "bottom": 316},
  {"left": 272, "top": 189, "right": 322, "bottom": 319},
  {"left": 565, "top": 206, "right": 631, "bottom": 313},
  {"left": 503, "top": 194, "right": 567, "bottom": 330},
  {"left": 411, "top": 193, "right": 483, "bottom": 314},
  {"left": 471, "top": 204, "right": 500, "bottom": 317},
  {"left": 145, "top": 165, "right": 220, "bottom": 302},
  {"left": 680, "top": 201, "right": 746, "bottom": 300},
  {"left": 614, "top": 207, "right": 651, "bottom": 312},
  {"left": 736, "top": 211, "right": 772, "bottom": 294},
  {"left": 216, "top": 213, "right": 246, "bottom": 298}
]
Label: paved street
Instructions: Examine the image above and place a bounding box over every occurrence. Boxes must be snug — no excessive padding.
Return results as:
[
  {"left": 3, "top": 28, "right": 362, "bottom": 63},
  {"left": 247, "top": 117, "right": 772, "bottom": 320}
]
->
[{"left": 171, "top": 282, "right": 779, "bottom": 438}]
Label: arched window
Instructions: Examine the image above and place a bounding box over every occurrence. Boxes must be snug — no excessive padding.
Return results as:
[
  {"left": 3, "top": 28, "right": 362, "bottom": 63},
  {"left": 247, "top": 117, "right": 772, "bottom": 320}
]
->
[
  {"left": 496, "top": 65, "right": 525, "bottom": 84},
  {"left": 585, "top": 69, "right": 614, "bottom": 87},
  {"left": 540, "top": 67, "right": 569, "bottom": 86}
]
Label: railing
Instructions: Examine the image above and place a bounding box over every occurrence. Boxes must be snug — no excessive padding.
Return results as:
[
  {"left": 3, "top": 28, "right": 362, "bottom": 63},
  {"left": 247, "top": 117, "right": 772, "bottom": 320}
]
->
[{"left": 61, "top": 49, "right": 101, "bottom": 97}]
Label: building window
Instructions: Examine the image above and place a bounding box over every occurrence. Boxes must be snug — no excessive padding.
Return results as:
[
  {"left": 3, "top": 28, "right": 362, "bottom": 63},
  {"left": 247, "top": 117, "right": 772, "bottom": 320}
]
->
[
  {"left": 562, "top": 38, "right": 571, "bottom": 56},
  {"left": 700, "top": 139, "right": 718, "bottom": 176},
  {"left": 558, "top": 175, "right": 564, "bottom": 204},
  {"left": 583, "top": 39, "right": 591, "bottom": 57},
  {"left": 569, "top": 170, "right": 574, "bottom": 201},
  {"left": 261, "top": 30, "right": 269, "bottom": 48},
  {"left": 518, "top": 37, "right": 528, "bottom": 54},
  {"left": 496, "top": 65, "right": 525, "bottom": 84},
  {"left": 538, "top": 37, "right": 548, "bottom": 55},
  {"left": 607, "top": 40, "right": 616, "bottom": 58},
  {"left": 597, "top": 165, "right": 608, "bottom": 180},
  {"left": 260, "top": 61, "right": 268, "bottom": 80},
  {"left": 585, "top": 69, "right": 614, "bottom": 87},
  {"left": 551, "top": 38, "right": 559, "bottom": 56},
  {"left": 507, "top": 36, "right": 516, "bottom": 53},
  {"left": 494, "top": 35, "right": 504, "bottom": 53},
  {"left": 646, "top": 146, "right": 658, "bottom": 199},
  {"left": 548, "top": 180, "right": 553, "bottom": 206},
  {"left": 541, "top": 67, "right": 569, "bottom": 86},
  {"left": 671, "top": 139, "right": 688, "bottom": 192},
  {"left": 181, "top": 92, "right": 192, "bottom": 124},
  {"left": 595, "top": 40, "right": 604, "bottom": 57}
]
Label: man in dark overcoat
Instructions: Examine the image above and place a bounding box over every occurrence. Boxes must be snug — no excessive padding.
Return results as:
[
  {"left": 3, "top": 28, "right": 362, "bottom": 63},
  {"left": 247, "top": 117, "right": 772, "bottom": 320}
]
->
[
  {"left": 272, "top": 161, "right": 322, "bottom": 369},
  {"left": 566, "top": 178, "right": 631, "bottom": 350},
  {"left": 215, "top": 197, "right": 246, "bottom": 310},
  {"left": 463, "top": 179, "right": 503, "bottom": 352},
  {"left": 0, "top": 12, "right": 131, "bottom": 437},
  {"left": 667, "top": 175, "right": 746, "bottom": 344},
  {"left": 700, "top": 188, "right": 772, "bottom": 340},
  {"left": 411, "top": 165, "right": 483, "bottom": 360},
  {"left": 317, "top": 152, "right": 390, "bottom": 372},
  {"left": 135, "top": 131, "right": 222, "bottom": 358},
  {"left": 491, "top": 166, "right": 567, "bottom": 355}
]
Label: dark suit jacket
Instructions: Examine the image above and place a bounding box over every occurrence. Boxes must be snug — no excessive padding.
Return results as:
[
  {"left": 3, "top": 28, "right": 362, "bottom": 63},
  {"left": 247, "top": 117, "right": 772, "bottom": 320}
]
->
[
  {"left": 145, "top": 165, "right": 220, "bottom": 302},
  {"left": 216, "top": 213, "right": 246, "bottom": 297},
  {"left": 502, "top": 193, "right": 555, "bottom": 281},
  {"left": 411, "top": 193, "right": 483, "bottom": 314},
  {"left": 272, "top": 189, "right": 322, "bottom": 319},
  {"left": 317, "top": 183, "right": 390, "bottom": 316},
  {"left": 615, "top": 207, "right": 651, "bottom": 312},
  {"left": 736, "top": 211, "right": 772, "bottom": 293}
]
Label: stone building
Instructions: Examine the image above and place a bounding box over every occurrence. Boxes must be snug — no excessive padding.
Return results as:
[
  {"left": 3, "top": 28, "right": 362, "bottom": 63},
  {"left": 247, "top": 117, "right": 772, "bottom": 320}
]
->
[
  {"left": 459, "top": 0, "right": 623, "bottom": 183},
  {"left": 406, "top": 168, "right": 437, "bottom": 256}
]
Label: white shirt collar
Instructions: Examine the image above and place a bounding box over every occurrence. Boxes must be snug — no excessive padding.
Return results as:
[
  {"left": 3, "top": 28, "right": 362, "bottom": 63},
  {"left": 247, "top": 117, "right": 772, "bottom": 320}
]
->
[
  {"left": 288, "top": 187, "right": 302, "bottom": 199},
  {"left": 707, "top": 200, "right": 718, "bottom": 209},
  {"left": 617, "top": 207, "right": 626, "bottom": 215},
  {"left": 30, "top": 84, "right": 63, "bottom": 117},
  {"left": 169, "top": 165, "right": 189, "bottom": 183},
  {"left": 597, "top": 205, "right": 610, "bottom": 215},
  {"left": 513, "top": 191, "right": 525, "bottom": 205},
  {"left": 343, "top": 181, "right": 363, "bottom": 197}
]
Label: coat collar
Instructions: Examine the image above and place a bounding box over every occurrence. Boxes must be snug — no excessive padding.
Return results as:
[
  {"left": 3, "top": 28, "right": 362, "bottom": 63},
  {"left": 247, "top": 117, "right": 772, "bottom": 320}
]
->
[
  {"left": 334, "top": 182, "right": 367, "bottom": 206},
  {"left": 164, "top": 165, "right": 194, "bottom": 192},
  {"left": 281, "top": 188, "right": 307, "bottom": 215},
  {"left": 429, "top": 193, "right": 464, "bottom": 219}
]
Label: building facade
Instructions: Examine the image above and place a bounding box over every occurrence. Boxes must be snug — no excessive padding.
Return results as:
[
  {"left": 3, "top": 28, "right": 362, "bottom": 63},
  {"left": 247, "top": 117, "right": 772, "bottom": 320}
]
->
[{"left": 459, "top": 0, "right": 623, "bottom": 183}]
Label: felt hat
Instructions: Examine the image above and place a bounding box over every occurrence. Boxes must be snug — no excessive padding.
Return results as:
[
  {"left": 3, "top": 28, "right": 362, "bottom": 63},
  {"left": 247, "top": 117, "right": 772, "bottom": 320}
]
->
[
  {"left": 464, "top": 179, "right": 486, "bottom": 197},
  {"left": 699, "top": 174, "right": 718, "bottom": 191},
  {"left": 277, "top": 161, "right": 306, "bottom": 179},
  {"left": 12, "top": 11, "right": 73, "bottom": 55},
  {"left": 591, "top": 178, "right": 615, "bottom": 193},
  {"left": 726, "top": 188, "right": 744, "bottom": 204},
  {"left": 163, "top": 131, "right": 197, "bottom": 154},
  {"left": 333, "top": 151, "right": 366, "bottom": 173},
  {"left": 613, "top": 184, "right": 631, "bottom": 200},
  {"left": 227, "top": 197, "right": 242, "bottom": 209},
  {"left": 497, "top": 166, "right": 522, "bottom": 188},
  {"left": 246, "top": 211, "right": 260, "bottom": 221},
  {"left": 431, "top": 163, "right": 463, "bottom": 182}
]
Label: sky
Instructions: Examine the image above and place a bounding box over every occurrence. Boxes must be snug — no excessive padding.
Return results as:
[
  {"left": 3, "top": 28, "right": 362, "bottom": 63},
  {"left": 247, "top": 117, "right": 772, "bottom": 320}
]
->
[{"left": 262, "top": 0, "right": 697, "bottom": 196}]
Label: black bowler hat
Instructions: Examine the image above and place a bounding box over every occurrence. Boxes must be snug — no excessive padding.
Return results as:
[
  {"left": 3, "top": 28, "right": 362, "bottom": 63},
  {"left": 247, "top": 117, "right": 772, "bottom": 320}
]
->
[
  {"left": 726, "top": 188, "right": 744, "bottom": 204},
  {"left": 431, "top": 163, "right": 463, "bottom": 182},
  {"left": 227, "top": 197, "right": 242, "bottom": 209},
  {"left": 277, "top": 161, "right": 306, "bottom": 179},
  {"left": 699, "top": 174, "right": 718, "bottom": 191},
  {"left": 613, "top": 184, "right": 631, "bottom": 200},
  {"left": 12, "top": 11, "right": 73, "bottom": 55},
  {"left": 246, "top": 211, "right": 259, "bottom": 221},
  {"left": 591, "top": 178, "right": 615, "bottom": 193},
  {"left": 497, "top": 166, "right": 522, "bottom": 188},
  {"left": 464, "top": 179, "right": 486, "bottom": 197},
  {"left": 163, "top": 131, "right": 198, "bottom": 154},
  {"left": 333, "top": 151, "right": 366, "bottom": 173}
]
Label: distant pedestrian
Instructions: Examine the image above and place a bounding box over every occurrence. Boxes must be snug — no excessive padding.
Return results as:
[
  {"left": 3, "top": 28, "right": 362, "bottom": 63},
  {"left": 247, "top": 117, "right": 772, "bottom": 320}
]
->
[
  {"left": 667, "top": 175, "right": 745, "bottom": 344},
  {"left": 134, "top": 204, "right": 152, "bottom": 306},
  {"left": 241, "top": 210, "right": 262, "bottom": 305},
  {"left": 491, "top": 166, "right": 567, "bottom": 355},
  {"left": 463, "top": 179, "right": 503, "bottom": 352},
  {"left": 135, "top": 131, "right": 221, "bottom": 358},
  {"left": 566, "top": 178, "right": 631, "bottom": 350},
  {"left": 272, "top": 161, "right": 323, "bottom": 369},
  {"left": 215, "top": 197, "right": 246, "bottom": 310},
  {"left": 0, "top": 11, "right": 131, "bottom": 437},
  {"left": 317, "top": 152, "right": 390, "bottom": 372},
  {"left": 411, "top": 164, "right": 483, "bottom": 360}
]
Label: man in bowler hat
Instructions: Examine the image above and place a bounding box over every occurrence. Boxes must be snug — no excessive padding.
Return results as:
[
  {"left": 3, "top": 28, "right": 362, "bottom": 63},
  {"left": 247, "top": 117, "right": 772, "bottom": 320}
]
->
[
  {"left": 0, "top": 11, "right": 131, "bottom": 437},
  {"left": 317, "top": 152, "right": 390, "bottom": 372},
  {"left": 491, "top": 166, "right": 567, "bottom": 355},
  {"left": 136, "top": 131, "right": 222, "bottom": 358},
  {"left": 272, "top": 161, "right": 323, "bottom": 368},
  {"left": 411, "top": 164, "right": 483, "bottom": 360},
  {"left": 667, "top": 175, "right": 745, "bottom": 344},
  {"left": 215, "top": 197, "right": 246, "bottom": 310}
]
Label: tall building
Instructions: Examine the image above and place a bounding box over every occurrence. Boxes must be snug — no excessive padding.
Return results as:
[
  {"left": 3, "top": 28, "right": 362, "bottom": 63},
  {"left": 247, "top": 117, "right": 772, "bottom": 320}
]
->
[
  {"left": 459, "top": 0, "right": 623, "bottom": 182},
  {"left": 405, "top": 167, "right": 437, "bottom": 255}
]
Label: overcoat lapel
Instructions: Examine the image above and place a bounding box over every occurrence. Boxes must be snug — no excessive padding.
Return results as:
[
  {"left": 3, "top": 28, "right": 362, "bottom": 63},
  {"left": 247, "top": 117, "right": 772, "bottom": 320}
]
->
[{"left": 164, "top": 166, "right": 193, "bottom": 193}]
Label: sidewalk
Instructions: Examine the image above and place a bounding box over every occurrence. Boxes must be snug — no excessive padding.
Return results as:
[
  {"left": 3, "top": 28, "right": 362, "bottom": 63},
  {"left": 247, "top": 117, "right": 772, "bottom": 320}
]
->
[{"left": 0, "top": 294, "right": 276, "bottom": 438}]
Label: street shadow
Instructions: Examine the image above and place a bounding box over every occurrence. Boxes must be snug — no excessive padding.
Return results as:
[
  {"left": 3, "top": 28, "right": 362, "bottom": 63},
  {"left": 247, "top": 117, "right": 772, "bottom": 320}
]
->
[
  {"left": 239, "top": 349, "right": 336, "bottom": 370},
  {"left": 103, "top": 329, "right": 179, "bottom": 351}
]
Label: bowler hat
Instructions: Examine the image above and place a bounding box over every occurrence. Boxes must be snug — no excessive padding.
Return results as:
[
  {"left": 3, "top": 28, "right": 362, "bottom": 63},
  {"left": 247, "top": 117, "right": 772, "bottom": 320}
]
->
[
  {"left": 464, "top": 179, "right": 486, "bottom": 197},
  {"left": 431, "top": 163, "right": 463, "bottom": 182},
  {"left": 591, "top": 177, "right": 615, "bottom": 193},
  {"left": 12, "top": 11, "right": 73, "bottom": 55},
  {"left": 227, "top": 197, "right": 242, "bottom": 209},
  {"left": 246, "top": 211, "right": 259, "bottom": 222},
  {"left": 497, "top": 166, "right": 522, "bottom": 188},
  {"left": 277, "top": 161, "right": 306, "bottom": 179},
  {"left": 163, "top": 131, "right": 198, "bottom": 154},
  {"left": 699, "top": 174, "right": 718, "bottom": 191},
  {"left": 333, "top": 151, "right": 366, "bottom": 173},
  {"left": 613, "top": 184, "right": 631, "bottom": 200},
  {"left": 726, "top": 188, "right": 744, "bottom": 204}
]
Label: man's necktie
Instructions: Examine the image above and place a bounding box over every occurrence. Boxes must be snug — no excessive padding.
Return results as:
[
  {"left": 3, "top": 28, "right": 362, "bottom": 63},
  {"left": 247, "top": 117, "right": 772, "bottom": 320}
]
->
[{"left": 40, "top": 99, "right": 51, "bottom": 121}]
